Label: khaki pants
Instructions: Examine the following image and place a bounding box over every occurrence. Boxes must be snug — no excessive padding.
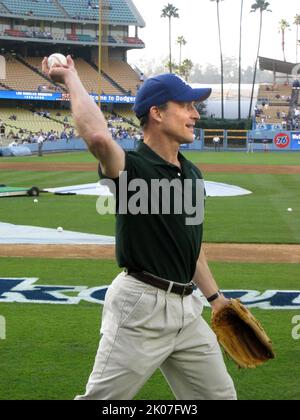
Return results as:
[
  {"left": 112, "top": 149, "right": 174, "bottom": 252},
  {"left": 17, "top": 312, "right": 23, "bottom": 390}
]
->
[{"left": 75, "top": 272, "right": 236, "bottom": 400}]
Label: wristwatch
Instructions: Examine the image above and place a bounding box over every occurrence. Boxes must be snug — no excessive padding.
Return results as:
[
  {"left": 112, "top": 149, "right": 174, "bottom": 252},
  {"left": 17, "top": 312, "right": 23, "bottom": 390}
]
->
[{"left": 207, "top": 290, "right": 222, "bottom": 303}]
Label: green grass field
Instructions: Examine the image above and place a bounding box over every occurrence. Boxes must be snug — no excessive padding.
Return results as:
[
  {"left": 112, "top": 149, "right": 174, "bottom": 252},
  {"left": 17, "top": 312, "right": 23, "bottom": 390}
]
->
[
  {"left": 1, "top": 168, "right": 299, "bottom": 243},
  {"left": 0, "top": 150, "right": 300, "bottom": 400},
  {"left": 0, "top": 258, "right": 299, "bottom": 400},
  {"left": 0, "top": 150, "right": 300, "bottom": 165}
]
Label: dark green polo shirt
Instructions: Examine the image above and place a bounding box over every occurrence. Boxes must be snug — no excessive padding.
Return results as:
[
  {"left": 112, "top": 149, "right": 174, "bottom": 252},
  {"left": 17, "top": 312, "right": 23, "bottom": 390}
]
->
[{"left": 99, "top": 141, "right": 204, "bottom": 284}]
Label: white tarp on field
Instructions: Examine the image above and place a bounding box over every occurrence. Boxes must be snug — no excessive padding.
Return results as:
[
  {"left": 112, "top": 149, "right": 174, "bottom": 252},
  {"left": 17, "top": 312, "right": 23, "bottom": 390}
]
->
[
  {"left": 0, "top": 181, "right": 251, "bottom": 244},
  {"left": 46, "top": 181, "right": 252, "bottom": 198},
  {"left": 0, "top": 222, "right": 115, "bottom": 245}
]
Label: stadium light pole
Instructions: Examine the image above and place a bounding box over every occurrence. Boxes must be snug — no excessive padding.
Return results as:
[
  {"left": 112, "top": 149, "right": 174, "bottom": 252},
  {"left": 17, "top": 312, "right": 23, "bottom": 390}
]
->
[{"left": 98, "top": 0, "right": 102, "bottom": 109}]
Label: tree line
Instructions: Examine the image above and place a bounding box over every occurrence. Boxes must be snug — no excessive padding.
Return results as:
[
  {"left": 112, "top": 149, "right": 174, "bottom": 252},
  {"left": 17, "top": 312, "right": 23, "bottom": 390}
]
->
[{"left": 141, "top": 56, "right": 273, "bottom": 84}]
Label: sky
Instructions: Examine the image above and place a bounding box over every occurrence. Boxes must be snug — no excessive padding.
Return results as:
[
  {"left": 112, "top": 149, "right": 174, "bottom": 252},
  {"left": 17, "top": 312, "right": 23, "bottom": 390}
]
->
[{"left": 127, "top": 0, "right": 300, "bottom": 72}]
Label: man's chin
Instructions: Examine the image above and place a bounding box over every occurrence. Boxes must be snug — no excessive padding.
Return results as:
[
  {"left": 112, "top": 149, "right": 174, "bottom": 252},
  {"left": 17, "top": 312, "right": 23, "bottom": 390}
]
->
[{"left": 181, "top": 136, "right": 195, "bottom": 144}]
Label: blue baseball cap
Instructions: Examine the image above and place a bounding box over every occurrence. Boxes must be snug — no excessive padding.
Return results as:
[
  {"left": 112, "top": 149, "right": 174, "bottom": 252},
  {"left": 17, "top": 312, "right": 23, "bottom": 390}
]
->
[{"left": 133, "top": 73, "right": 212, "bottom": 118}]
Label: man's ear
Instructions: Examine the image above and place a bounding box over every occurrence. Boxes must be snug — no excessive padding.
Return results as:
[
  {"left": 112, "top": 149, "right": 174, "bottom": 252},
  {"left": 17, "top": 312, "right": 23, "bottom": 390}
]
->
[{"left": 149, "top": 106, "right": 163, "bottom": 124}]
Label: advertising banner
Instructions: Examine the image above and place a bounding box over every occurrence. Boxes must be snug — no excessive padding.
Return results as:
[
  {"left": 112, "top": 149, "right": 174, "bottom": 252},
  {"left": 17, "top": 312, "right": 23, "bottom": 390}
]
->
[
  {"left": 273, "top": 132, "right": 290, "bottom": 149},
  {"left": 291, "top": 132, "right": 300, "bottom": 150},
  {"left": 0, "top": 90, "right": 135, "bottom": 104}
]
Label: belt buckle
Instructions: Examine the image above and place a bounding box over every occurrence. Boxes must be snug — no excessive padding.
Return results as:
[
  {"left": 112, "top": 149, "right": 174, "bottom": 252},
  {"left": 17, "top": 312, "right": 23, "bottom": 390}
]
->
[{"left": 181, "top": 282, "right": 193, "bottom": 297}]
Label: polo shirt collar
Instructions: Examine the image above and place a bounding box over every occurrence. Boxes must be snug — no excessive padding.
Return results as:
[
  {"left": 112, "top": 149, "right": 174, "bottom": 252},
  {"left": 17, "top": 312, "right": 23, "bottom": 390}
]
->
[{"left": 136, "top": 141, "right": 190, "bottom": 169}]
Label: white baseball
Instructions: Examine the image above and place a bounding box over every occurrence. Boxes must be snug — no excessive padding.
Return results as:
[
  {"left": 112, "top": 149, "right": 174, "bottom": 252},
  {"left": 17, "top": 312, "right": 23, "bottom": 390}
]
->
[
  {"left": 287, "top": 208, "right": 293, "bottom": 212},
  {"left": 34, "top": 199, "right": 38, "bottom": 203},
  {"left": 57, "top": 227, "right": 64, "bottom": 232},
  {"left": 48, "top": 53, "right": 67, "bottom": 68}
]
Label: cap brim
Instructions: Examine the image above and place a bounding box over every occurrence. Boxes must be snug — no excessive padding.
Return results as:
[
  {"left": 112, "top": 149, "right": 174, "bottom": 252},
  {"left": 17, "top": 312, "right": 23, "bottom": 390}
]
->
[
  {"left": 174, "top": 88, "right": 212, "bottom": 103},
  {"left": 193, "top": 88, "right": 212, "bottom": 102}
]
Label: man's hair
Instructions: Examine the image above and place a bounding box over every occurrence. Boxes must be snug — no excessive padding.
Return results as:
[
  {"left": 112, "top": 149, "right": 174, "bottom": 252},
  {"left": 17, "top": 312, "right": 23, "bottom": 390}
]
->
[{"left": 138, "top": 103, "right": 169, "bottom": 128}]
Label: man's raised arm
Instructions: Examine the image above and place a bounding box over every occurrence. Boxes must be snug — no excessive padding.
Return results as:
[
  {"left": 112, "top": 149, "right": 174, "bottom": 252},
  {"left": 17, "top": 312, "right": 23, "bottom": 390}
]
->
[{"left": 42, "top": 55, "right": 125, "bottom": 178}]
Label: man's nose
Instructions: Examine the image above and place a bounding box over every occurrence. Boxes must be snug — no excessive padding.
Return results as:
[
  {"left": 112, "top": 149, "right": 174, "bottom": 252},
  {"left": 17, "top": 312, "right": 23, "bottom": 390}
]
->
[{"left": 192, "top": 108, "right": 200, "bottom": 120}]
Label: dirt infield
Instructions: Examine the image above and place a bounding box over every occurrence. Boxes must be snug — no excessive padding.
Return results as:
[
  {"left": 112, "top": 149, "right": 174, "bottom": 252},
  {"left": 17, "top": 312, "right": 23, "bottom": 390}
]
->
[
  {"left": 0, "top": 243, "right": 299, "bottom": 263},
  {"left": 198, "top": 164, "right": 300, "bottom": 175},
  {"left": 1, "top": 161, "right": 300, "bottom": 174},
  {"left": 0, "top": 162, "right": 99, "bottom": 172}
]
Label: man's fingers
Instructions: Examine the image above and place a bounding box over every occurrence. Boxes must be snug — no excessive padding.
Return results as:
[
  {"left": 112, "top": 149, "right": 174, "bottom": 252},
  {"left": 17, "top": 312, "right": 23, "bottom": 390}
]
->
[
  {"left": 66, "top": 55, "right": 75, "bottom": 69},
  {"left": 42, "top": 57, "right": 49, "bottom": 74},
  {"left": 42, "top": 55, "right": 74, "bottom": 84}
]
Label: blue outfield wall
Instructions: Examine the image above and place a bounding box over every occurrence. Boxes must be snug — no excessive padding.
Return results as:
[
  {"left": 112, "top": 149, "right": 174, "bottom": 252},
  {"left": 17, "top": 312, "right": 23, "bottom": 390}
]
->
[
  {"left": 0, "top": 138, "right": 87, "bottom": 156},
  {"left": 1, "top": 130, "right": 300, "bottom": 155},
  {"left": 249, "top": 130, "right": 300, "bottom": 151},
  {"left": 27, "top": 138, "right": 88, "bottom": 153},
  {"left": 28, "top": 138, "right": 203, "bottom": 152}
]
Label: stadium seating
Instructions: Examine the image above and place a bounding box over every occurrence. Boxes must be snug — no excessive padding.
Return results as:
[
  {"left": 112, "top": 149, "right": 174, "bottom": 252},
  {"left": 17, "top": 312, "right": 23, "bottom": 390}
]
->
[
  {"left": 1, "top": 0, "right": 62, "bottom": 18},
  {"left": 58, "top": 0, "right": 137, "bottom": 23},
  {"left": 52, "top": 109, "right": 75, "bottom": 125},
  {"left": 0, "top": 83, "right": 9, "bottom": 90},
  {"left": 58, "top": 0, "right": 98, "bottom": 20},
  {"left": 0, "top": 136, "right": 12, "bottom": 147},
  {"left": 0, "top": 107, "right": 68, "bottom": 135},
  {"left": 73, "top": 58, "right": 122, "bottom": 95},
  {"left": 66, "top": 34, "right": 96, "bottom": 42},
  {"left": 24, "top": 56, "right": 60, "bottom": 88},
  {"left": 0, "top": 0, "right": 144, "bottom": 144},
  {"left": 3, "top": 55, "right": 55, "bottom": 91},
  {"left": 0, "top": 107, "right": 141, "bottom": 141},
  {"left": 258, "top": 84, "right": 292, "bottom": 105},
  {"left": 256, "top": 84, "right": 293, "bottom": 125},
  {"left": 102, "top": 60, "right": 141, "bottom": 95},
  {"left": 114, "top": 106, "right": 139, "bottom": 126},
  {"left": 123, "top": 36, "right": 144, "bottom": 45},
  {"left": 3, "top": 28, "right": 54, "bottom": 40},
  {"left": 0, "top": 2, "right": 9, "bottom": 13},
  {"left": 0, "top": 53, "right": 140, "bottom": 96},
  {"left": 1, "top": 0, "right": 139, "bottom": 22},
  {"left": 19, "top": 56, "right": 132, "bottom": 96},
  {"left": 25, "top": 57, "right": 47, "bottom": 73},
  {"left": 107, "top": 35, "right": 117, "bottom": 43},
  {"left": 4, "top": 29, "right": 28, "bottom": 38}
]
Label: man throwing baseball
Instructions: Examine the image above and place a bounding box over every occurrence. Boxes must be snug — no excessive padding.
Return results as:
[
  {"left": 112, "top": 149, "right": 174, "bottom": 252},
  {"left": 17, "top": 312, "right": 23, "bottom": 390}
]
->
[{"left": 43, "top": 55, "right": 236, "bottom": 400}]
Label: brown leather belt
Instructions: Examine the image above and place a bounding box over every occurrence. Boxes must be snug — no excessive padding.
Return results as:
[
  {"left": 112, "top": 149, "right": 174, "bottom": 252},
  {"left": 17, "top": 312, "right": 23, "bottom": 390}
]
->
[{"left": 126, "top": 269, "right": 195, "bottom": 297}]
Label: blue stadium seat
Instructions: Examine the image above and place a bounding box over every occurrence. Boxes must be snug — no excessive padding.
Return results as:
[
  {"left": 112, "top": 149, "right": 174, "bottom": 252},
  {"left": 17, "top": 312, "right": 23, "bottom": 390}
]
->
[
  {"left": 2, "top": 0, "right": 62, "bottom": 18},
  {"left": 1, "top": 0, "right": 140, "bottom": 23},
  {"left": 59, "top": 0, "right": 137, "bottom": 23}
]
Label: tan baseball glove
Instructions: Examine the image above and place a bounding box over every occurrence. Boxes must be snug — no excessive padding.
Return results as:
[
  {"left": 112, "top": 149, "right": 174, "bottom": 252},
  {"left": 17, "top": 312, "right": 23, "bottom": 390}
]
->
[{"left": 211, "top": 299, "right": 275, "bottom": 368}]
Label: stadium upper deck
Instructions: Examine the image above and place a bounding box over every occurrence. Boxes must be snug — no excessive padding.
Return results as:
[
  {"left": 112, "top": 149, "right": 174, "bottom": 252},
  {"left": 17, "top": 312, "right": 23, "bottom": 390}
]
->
[
  {"left": 0, "top": 0, "right": 145, "bottom": 25},
  {"left": 0, "top": 0, "right": 145, "bottom": 102},
  {"left": 0, "top": 0, "right": 145, "bottom": 51}
]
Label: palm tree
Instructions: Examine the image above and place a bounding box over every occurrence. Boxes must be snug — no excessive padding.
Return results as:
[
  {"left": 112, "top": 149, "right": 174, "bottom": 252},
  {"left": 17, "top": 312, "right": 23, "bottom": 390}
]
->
[
  {"left": 248, "top": 0, "right": 272, "bottom": 120},
  {"left": 179, "top": 59, "right": 193, "bottom": 81},
  {"left": 210, "top": 0, "right": 224, "bottom": 119},
  {"left": 177, "top": 36, "right": 187, "bottom": 66},
  {"left": 238, "top": 0, "right": 244, "bottom": 120},
  {"left": 161, "top": 4, "right": 179, "bottom": 73},
  {"left": 294, "top": 14, "right": 300, "bottom": 63},
  {"left": 279, "top": 19, "right": 290, "bottom": 62}
]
